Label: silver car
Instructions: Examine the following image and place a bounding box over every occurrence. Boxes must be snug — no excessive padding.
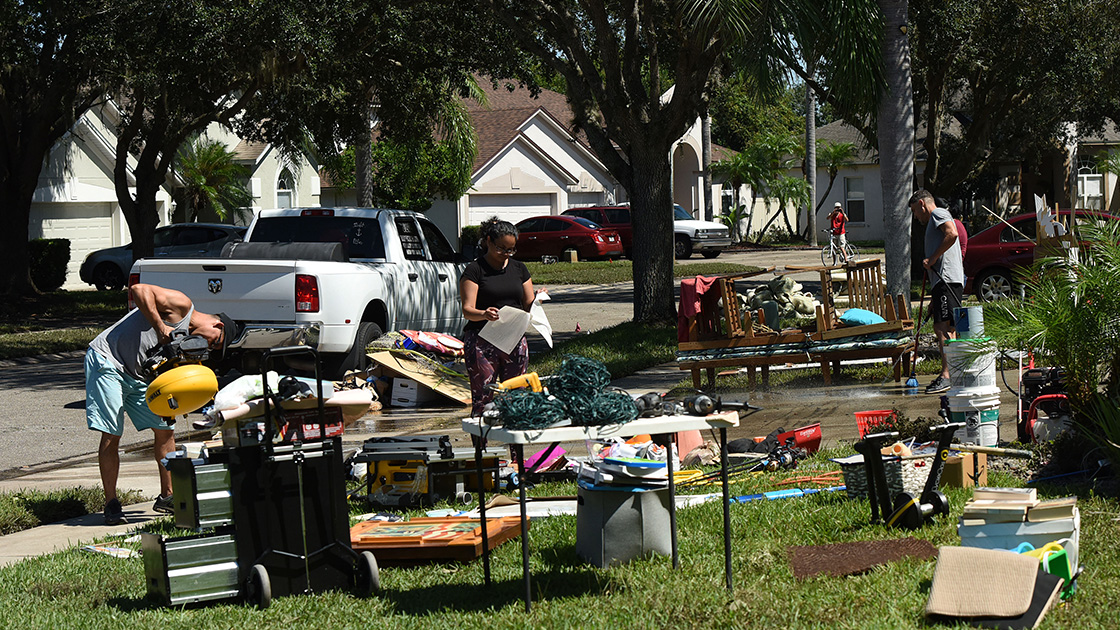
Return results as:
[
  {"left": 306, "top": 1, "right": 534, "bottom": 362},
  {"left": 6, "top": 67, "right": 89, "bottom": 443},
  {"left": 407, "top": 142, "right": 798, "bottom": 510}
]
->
[{"left": 79, "top": 223, "right": 246, "bottom": 290}]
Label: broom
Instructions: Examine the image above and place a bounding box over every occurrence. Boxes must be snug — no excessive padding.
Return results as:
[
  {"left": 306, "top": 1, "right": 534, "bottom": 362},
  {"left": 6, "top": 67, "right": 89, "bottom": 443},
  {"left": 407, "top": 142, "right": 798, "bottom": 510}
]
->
[{"left": 905, "top": 274, "right": 927, "bottom": 389}]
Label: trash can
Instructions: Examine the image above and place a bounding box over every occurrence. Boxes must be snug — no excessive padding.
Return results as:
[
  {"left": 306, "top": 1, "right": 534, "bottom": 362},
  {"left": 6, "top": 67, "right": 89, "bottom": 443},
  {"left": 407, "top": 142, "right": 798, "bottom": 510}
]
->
[{"left": 575, "top": 480, "right": 671, "bottom": 568}]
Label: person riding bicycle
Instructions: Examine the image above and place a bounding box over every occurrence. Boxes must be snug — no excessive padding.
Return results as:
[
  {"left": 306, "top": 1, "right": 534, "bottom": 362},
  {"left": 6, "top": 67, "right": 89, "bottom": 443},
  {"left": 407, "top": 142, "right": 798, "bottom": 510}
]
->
[{"left": 827, "top": 202, "right": 850, "bottom": 263}]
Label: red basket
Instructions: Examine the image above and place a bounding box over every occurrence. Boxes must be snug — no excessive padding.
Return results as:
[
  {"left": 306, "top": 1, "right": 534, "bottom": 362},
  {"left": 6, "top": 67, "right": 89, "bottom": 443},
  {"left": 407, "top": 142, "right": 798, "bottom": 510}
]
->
[{"left": 855, "top": 410, "right": 896, "bottom": 438}]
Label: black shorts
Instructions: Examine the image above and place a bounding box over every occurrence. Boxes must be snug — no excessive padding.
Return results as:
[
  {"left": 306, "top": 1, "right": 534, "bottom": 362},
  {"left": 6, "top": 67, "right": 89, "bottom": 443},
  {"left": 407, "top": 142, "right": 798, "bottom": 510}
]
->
[{"left": 931, "top": 282, "right": 963, "bottom": 324}]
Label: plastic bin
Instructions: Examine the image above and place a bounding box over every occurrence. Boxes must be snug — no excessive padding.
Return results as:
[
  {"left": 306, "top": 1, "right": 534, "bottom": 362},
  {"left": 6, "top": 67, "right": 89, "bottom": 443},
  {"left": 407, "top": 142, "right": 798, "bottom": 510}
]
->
[
  {"left": 575, "top": 480, "right": 670, "bottom": 568},
  {"left": 855, "top": 410, "right": 896, "bottom": 438}
]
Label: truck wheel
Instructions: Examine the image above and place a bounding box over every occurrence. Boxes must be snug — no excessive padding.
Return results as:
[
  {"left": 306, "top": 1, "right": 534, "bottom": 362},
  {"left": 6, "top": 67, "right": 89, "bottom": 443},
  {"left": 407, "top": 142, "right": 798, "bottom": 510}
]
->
[
  {"left": 93, "top": 263, "right": 125, "bottom": 291},
  {"left": 674, "top": 236, "right": 693, "bottom": 259},
  {"left": 701, "top": 251, "right": 720, "bottom": 259},
  {"left": 325, "top": 322, "right": 383, "bottom": 379}
]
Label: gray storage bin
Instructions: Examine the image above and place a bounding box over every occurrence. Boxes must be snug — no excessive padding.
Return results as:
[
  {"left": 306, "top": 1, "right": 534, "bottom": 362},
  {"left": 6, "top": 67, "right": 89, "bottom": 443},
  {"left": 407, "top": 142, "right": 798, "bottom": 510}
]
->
[{"left": 575, "top": 481, "right": 671, "bottom": 568}]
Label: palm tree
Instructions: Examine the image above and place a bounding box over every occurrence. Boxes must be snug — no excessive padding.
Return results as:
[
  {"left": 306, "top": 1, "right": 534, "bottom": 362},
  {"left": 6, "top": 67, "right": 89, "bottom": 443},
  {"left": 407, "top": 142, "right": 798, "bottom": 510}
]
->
[
  {"left": 757, "top": 175, "right": 811, "bottom": 240},
  {"left": 176, "top": 137, "right": 253, "bottom": 224},
  {"left": 712, "top": 151, "right": 764, "bottom": 241},
  {"left": 811, "top": 140, "right": 858, "bottom": 234}
]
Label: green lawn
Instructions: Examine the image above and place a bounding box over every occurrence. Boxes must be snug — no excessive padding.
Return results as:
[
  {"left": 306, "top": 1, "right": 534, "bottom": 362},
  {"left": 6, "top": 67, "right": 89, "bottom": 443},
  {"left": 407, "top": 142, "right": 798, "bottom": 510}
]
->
[{"left": 0, "top": 453, "right": 1114, "bottom": 629}]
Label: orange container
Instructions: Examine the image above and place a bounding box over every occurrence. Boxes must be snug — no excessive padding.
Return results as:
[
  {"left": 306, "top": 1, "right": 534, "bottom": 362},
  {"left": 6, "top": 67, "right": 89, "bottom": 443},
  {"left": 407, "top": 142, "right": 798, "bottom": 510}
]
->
[{"left": 855, "top": 410, "right": 896, "bottom": 438}]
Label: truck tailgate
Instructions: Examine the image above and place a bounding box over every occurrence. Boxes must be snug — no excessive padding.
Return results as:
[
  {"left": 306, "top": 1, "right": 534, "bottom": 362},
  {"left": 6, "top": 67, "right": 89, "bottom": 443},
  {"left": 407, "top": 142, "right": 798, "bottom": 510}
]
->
[{"left": 132, "top": 259, "right": 301, "bottom": 320}]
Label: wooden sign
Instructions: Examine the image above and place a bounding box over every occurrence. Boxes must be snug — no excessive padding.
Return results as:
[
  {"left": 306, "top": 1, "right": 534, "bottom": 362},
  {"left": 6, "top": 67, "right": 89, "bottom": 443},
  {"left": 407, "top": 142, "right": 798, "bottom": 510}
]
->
[{"left": 349, "top": 516, "right": 524, "bottom": 563}]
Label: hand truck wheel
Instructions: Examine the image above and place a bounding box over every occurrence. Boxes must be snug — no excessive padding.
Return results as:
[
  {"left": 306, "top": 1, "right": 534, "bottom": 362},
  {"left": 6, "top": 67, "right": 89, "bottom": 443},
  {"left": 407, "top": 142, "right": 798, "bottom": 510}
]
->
[
  {"left": 356, "top": 551, "right": 380, "bottom": 597},
  {"left": 245, "top": 563, "right": 272, "bottom": 610}
]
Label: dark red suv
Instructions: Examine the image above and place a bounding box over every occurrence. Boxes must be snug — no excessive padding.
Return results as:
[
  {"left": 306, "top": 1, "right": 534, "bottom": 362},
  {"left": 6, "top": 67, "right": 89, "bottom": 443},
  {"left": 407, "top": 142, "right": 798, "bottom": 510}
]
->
[
  {"left": 561, "top": 206, "right": 633, "bottom": 256},
  {"left": 964, "top": 210, "right": 1119, "bottom": 301}
]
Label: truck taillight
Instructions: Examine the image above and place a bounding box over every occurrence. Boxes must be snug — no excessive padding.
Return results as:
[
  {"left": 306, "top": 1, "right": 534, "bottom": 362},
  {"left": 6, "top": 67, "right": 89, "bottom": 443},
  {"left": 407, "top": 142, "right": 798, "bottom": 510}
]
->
[
  {"left": 296, "top": 274, "right": 320, "bottom": 312},
  {"left": 126, "top": 273, "right": 140, "bottom": 309},
  {"left": 301, "top": 208, "right": 334, "bottom": 217}
]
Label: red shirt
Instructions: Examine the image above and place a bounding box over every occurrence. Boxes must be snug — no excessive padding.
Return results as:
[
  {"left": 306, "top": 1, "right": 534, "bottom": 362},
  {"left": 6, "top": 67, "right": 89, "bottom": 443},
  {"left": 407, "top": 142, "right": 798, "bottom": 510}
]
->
[{"left": 831, "top": 212, "right": 846, "bottom": 235}]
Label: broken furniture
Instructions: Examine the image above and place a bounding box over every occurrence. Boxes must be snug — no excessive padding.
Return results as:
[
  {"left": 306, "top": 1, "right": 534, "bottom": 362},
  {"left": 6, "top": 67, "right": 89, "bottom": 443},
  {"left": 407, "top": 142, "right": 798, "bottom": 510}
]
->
[
  {"left": 462, "top": 411, "right": 740, "bottom": 612},
  {"left": 350, "top": 516, "right": 525, "bottom": 564},
  {"left": 676, "top": 259, "right": 914, "bottom": 388}
]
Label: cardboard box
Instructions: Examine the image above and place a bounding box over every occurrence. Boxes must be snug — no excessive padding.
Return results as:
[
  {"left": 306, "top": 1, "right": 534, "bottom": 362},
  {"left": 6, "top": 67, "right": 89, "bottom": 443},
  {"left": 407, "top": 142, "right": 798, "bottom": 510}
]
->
[
  {"left": 941, "top": 452, "right": 988, "bottom": 488},
  {"left": 391, "top": 378, "right": 438, "bottom": 407}
]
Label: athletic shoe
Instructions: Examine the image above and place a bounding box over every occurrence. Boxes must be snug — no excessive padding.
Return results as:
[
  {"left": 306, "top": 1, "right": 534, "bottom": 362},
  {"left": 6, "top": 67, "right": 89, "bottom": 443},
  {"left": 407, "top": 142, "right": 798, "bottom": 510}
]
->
[
  {"left": 153, "top": 494, "right": 175, "bottom": 515},
  {"left": 925, "top": 376, "right": 950, "bottom": 394},
  {"left": 104, "top": 498, "right": 126, "bottom": 525}
]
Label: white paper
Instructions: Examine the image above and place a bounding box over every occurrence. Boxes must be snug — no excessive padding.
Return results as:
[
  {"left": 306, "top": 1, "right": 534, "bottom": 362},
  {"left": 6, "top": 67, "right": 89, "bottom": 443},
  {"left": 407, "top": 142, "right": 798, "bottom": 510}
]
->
[
  {"left": 529, "top": 292, "right": 553, "bottom": 348},
  {"left": 479, "top": 306, "right": 531, "bottom": 354}
]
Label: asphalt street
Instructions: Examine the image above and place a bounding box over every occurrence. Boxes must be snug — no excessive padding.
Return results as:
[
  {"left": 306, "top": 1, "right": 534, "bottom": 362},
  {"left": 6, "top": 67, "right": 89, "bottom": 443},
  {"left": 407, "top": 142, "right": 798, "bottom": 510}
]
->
[{"left": 0, "top": 247, "right": 880, "bottom": 478}]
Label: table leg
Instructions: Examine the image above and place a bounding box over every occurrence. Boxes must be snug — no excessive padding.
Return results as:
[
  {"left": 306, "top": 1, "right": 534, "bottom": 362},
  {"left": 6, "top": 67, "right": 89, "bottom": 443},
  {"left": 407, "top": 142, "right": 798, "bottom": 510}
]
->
[
  {"left": 720, "top": 427, "right": 733, "bottom": 591},
  {"left": 473, "top": 435, "right": 490, "bottom": 586},
  {"left": 515, "top": 444, "right": 531, "bottom": 612},
  {"left": 668, "top": 436, "right": 679, "bottom": 570}
]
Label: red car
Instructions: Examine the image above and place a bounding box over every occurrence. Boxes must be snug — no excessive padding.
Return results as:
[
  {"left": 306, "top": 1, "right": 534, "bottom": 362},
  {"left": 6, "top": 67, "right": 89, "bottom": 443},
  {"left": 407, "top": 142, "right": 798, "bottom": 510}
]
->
[
  {"left": 514, "top": 215, "right": 624, "bottom": 261},
  {"left": 965, "top": 210, "right": 1119, "bottom": 301}
]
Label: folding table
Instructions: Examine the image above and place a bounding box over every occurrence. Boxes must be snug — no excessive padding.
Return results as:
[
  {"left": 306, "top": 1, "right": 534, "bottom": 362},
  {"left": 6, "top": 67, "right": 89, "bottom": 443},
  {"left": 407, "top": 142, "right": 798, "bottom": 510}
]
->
[{"left": 462, "top": 411, "right": 739, "bottom": 611}]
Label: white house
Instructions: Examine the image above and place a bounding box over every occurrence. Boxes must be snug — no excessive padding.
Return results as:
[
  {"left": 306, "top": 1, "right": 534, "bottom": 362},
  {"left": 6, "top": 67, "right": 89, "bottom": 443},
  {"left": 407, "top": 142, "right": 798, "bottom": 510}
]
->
[
  {"left": 29, "top": 100, "right": 319, "bottom": 289},
  {"left": 320, "top": 81, "right": 735, "bottom": 247}
]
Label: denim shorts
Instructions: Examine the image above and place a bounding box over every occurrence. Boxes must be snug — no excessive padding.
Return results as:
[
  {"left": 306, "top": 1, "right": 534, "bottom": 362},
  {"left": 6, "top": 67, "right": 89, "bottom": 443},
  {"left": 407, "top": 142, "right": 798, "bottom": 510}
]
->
[{"left": 85, "top": 349, "right": 172, "bottom": 435}]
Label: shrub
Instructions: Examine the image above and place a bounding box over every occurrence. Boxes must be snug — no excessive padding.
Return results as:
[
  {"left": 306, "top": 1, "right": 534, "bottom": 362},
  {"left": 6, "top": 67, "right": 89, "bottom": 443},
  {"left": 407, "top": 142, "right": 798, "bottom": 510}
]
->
[
  {"left": 28, "top": 238, "right": 70, "bottom": 292},
  {"left": 459, "top": 225, "right": 482, "bottom": 257}
]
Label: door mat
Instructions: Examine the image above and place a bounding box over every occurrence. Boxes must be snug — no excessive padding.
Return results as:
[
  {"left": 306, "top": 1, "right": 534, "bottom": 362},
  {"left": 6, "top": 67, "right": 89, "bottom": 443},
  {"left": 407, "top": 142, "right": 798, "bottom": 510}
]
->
[
  {"left": 788, "top": 537, "right": 938, "bottom": 579},
  {"left": 925, "top": 546, "right": 1039, "bottom": 618}
]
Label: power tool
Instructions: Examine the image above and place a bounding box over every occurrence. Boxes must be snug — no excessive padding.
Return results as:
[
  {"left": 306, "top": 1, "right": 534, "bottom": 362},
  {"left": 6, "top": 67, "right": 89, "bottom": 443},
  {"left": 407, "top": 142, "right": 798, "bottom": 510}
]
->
[
  {"left": 140, "top": 330, "right": 211, "bottom": 379},
  {"left": 489, "top": 372, "right": 545, "bottom": 394},
  {"left": 679, "top": 392, "right": 759, "bottom": 416}
]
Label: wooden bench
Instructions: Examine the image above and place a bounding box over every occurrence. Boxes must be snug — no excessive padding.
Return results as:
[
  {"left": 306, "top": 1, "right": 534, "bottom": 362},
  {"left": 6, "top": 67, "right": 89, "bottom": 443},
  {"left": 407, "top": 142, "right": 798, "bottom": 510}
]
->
[{"left": 677, "top": 259, "right": 914, "bottom": 389}]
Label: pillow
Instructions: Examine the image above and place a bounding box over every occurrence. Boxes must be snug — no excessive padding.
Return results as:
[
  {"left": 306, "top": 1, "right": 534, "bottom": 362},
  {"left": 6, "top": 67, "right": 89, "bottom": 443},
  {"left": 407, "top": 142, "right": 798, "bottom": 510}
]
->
[{"left": 840, "top": 308, "right": 886, "bottom": 326}]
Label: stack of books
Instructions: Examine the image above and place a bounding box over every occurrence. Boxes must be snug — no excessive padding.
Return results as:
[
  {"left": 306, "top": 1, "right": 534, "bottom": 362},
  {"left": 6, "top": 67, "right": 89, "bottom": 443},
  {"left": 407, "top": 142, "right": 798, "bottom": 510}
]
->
[
  {"left": 961, "top": 487, "right": 1039, "bottom": 524},
  {"left": 576, "top": 455, "right": 669, "bottom": 489},
  {"left": 958, "top": 488, "right": 1080, "bottom": 569}
]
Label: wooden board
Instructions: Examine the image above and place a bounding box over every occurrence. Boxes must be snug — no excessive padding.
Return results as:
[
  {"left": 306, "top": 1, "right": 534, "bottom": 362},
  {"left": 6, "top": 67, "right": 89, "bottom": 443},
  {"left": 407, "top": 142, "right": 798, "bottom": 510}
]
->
[
  {"left": 350, "top": 516, "right": 524, "bottom": 563},
  {"left": 367, "top": 351, "right": 471, "bottom": 405}
]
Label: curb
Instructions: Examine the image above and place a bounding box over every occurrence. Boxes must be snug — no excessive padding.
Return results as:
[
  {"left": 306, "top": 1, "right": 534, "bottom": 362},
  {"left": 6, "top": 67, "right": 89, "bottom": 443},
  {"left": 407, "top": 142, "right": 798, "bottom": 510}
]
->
[{"left": 0, "top": 349, "right": 86, "bottom": 368}]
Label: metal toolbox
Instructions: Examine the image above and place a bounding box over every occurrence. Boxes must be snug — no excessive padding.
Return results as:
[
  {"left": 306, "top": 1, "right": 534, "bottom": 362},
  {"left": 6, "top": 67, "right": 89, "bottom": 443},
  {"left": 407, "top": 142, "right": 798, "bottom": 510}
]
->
[
  {"left": 166, "top": 455, "right": 234, "bottom": 529},
  {"left": 142, "top": 532, "right": 240, "bottom": 606}
]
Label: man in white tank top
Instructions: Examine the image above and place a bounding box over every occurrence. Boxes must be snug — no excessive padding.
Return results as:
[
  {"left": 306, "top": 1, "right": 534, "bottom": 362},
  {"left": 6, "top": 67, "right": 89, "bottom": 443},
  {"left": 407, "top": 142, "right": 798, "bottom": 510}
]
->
[{"left": 86, "top": 283, "right": 236, "bottom": 525}]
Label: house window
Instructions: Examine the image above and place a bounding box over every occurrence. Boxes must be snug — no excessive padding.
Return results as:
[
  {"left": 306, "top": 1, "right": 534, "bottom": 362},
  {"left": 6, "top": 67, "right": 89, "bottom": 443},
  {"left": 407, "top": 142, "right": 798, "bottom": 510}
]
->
[
  {"left": 277, "top": 168, "right": 294, "bottom": 209},
  {"left": 844, "top": 177, "right": 865, "bottom": 222},
  {"left": 1078, "top": 157, "right": 1104, "bottom": 210}
]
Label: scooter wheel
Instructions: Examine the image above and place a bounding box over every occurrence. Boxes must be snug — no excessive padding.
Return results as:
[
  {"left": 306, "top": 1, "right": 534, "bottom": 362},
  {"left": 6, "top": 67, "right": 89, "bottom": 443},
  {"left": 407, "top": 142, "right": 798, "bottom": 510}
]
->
[
  {"left": 890, "top": 493, "right": 924, "bottom": 530},
  {"left": 246, "top": 564, "right": 272, "bottom": 610},
  {"left": 356, "top": 551, "right": 380, "bottom": 597}
]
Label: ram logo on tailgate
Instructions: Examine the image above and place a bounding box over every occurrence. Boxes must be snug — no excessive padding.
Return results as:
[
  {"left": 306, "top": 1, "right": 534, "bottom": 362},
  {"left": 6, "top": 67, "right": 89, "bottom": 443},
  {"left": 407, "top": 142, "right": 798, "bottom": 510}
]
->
[{"left": 208, "top": 279, "right": 223, "bottom": 294}]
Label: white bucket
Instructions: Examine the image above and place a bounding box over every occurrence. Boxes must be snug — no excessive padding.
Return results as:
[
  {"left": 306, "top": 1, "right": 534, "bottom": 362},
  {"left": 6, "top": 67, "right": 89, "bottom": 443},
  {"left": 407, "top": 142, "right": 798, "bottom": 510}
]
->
[
  {"left": 948, "top": 386, "right": 1000, "bottom": 446},
  {"left": 945, "top": 338, "right": 997, "bottom": 389},
  {"left": 954, "top": 306, "right": 985, "bottom": 339}
]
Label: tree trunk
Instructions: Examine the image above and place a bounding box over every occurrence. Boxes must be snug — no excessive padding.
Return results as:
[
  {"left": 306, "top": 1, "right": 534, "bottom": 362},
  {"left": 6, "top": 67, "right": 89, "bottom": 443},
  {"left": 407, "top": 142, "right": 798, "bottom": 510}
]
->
[
  {"left": 805, "top": 61, "right": 819, "bottom": 247},
  {"left": 629, "top": 143, "right": 676, "bottom": 324},
  {"left": 0, "top": 177, "right": 40, "bottom": 295},
  {"left": 702, "top": 113, "right": 713, "bottom": 221},
  {"left": 356, "top": 97, "right": 374, "bottom": 207},
  {"left": 877, "top": 0, "right": 916, "bottom": 296}
]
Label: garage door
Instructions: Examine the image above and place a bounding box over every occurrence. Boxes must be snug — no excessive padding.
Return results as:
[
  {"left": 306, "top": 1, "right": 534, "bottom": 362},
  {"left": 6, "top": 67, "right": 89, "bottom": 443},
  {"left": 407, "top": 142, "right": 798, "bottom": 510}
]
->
[
  {"left": 468, "top": 193, "right": 553, "bottom": 226},
  {"left": 30, "top": 202, "right": 114, "bottom": 287}
]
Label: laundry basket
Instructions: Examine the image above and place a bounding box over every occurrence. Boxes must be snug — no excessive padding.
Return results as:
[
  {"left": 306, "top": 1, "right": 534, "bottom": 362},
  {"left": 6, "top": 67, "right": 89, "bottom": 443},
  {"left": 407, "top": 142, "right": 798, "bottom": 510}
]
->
[{"left": 855, "top": 410, "right": 896, "bottom": 438}]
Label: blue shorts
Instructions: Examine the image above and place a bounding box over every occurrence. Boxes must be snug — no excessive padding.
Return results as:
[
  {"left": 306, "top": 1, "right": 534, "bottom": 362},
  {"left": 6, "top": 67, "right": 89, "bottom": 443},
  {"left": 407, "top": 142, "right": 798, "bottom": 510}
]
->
[{"left": 85, "top": 349, "right": 172, "bottom": 436}]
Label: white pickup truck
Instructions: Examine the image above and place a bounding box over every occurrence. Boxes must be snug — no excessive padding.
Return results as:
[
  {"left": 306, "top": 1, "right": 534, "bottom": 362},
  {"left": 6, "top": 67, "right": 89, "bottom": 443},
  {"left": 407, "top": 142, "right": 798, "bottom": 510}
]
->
[{"left": 129, "top": 208, "right": 467, "bottom": 377}]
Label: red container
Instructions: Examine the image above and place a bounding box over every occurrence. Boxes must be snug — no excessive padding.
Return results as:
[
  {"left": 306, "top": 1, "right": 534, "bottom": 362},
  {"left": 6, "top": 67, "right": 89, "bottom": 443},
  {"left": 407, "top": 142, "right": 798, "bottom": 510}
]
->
[
  {"left": 776, "top": 422, "right": 822, "bottom": 454},
  {"left": 855, "top": 410, "right": 896, "bottom": 438}
]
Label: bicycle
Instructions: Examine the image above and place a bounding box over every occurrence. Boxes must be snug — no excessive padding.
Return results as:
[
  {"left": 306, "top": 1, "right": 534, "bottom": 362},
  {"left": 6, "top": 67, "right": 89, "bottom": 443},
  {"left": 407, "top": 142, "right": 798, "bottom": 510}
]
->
[{"left": 820, "top": 229, "right": 858, "bottom": 266}]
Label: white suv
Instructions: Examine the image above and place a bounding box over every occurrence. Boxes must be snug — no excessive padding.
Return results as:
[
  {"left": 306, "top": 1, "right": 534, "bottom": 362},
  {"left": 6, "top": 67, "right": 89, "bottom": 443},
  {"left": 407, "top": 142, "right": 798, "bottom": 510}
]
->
[{"left": 673, "top": 205, "right": 731, "bottom": 259}]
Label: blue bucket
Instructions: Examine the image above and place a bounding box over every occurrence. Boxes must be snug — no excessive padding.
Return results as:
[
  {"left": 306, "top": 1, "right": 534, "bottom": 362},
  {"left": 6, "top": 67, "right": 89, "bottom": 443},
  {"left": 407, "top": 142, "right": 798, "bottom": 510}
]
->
[{"left": 954, "top": 306, "right": 985, "bottom": 339}]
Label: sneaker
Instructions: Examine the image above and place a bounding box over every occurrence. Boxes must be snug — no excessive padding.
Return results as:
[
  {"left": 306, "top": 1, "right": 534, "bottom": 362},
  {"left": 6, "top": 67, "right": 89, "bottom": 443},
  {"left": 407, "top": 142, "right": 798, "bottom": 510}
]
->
[
  {"left": 925, "top": 376, "right": 950, "bottom": 394},
  {"left": 153, "top": 494, "right": 175, "bottom": 515},
  {"left": 104, "top": 498, "right": 126, "bottom": 526}
]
